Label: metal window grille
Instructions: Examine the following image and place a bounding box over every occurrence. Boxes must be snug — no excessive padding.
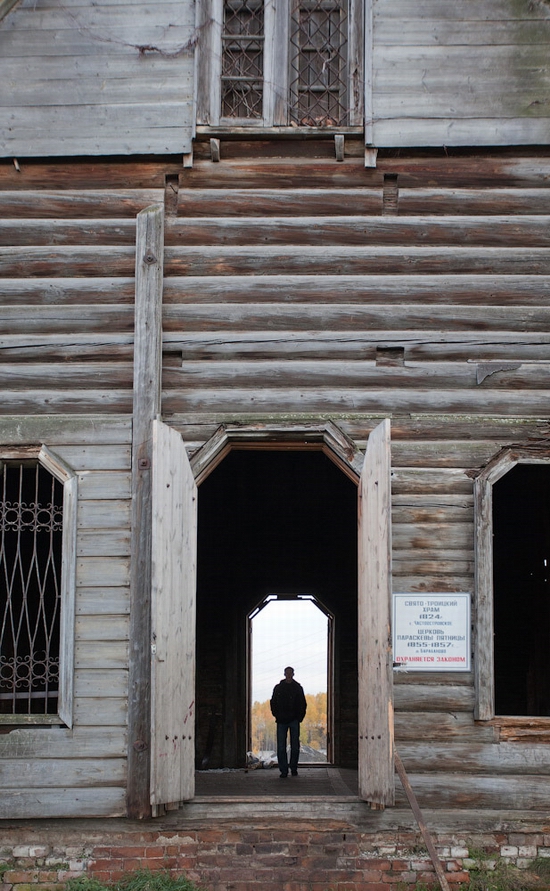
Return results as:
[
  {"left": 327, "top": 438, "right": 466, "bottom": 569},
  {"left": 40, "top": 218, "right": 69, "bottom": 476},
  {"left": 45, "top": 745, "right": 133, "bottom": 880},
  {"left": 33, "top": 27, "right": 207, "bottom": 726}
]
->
[
  {"left": 289, "top": 0, "right": 349, "bottom": 127},
  {"left": 221, "top": 0, "right": 265, "bottom": 119},
  {"left": 0, "top": 462, "right": 63, "bottom": 715}
]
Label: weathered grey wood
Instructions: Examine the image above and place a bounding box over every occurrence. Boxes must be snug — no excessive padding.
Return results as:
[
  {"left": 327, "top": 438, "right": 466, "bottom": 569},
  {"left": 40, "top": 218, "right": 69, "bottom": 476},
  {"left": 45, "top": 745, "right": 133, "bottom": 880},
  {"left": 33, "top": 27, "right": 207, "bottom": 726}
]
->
[
  {"left": 358, "top": 419, "right": 393, "bottom": 806},
  {"left": 0, "top": 363, "right": 132, "bottom": 388},
  {"left": 74, "top": 698, "right": 126, "bottom": 725},
  {"left": 78, "top": 471, "right": 132, "bottom": 501},
  {"left": 163, "top": 244, "right": 550, "bottom": 276},
  {"left": 0, "top": 219, "right": 136, "bottom": 246},
  {"left": 393, "top": 774, "right": 550, "bottom": 811},
  {"left": 397, "top": 188, "right": 550, "bottom": 215},
  {"left": 374, "top": 118, "right": 550, "bottom": 148},
  {"left": 162, "top": 388, "right": 550, "bottom": 416},
  {"left": 0, "top": 335, "right": 134, "bottom": 362},
  {"left": 161, "top": 329, "right": 550, "bottom": 362},
  {"left": 165, "top": 360, "right": 550, "bottom": 390},
  {"left": 75, "top": 640, "right": 129, "bottom": 669},
  {"left": 52, "top": 445, "right": 131, "bottom": 471},
  {"left": 0, "top": 278, "right": 135, "bottom": 305},
  {"left": 394, "top": 684, "right": 474, "bottom": 712},
  {"left": 0, "top": 726, "right": 126, "bottom": 759},
  {"left": 127, "top": 204, "right": 164, "bottom": 819},
  {"left": 0, "top": 390, "right": 133, "bottom": 414},
  {"left": 77, "top": 587, "right": 130, "bottom": 615},
  {"left": 392, "top": 494, "right": 473, "bottom": 525},
  {"left": 0, "top": 758, "right": 126, "bottom": 788},
  {"left": 75, "top": 669, "right": 129, "bottom": 698},
  {"left": 162, "top": 273, "right": 550, "bottom": 305},
  {"left": 394, "top": 712, "right": 494, "bottom": 742},
  {"left": 78, "top": 499, "right": 131, "bottom": 528},
  {"left": 151, "top": 420, "right": 197, "bottom": 811},
  {"left": 164, "top": 214, "right": 550, "bottom": 247},
  {"left": 177, "top": 188, "right": 383, "bottom": 216},
  {"left": 75, "top": 614, "right": 129, "bottom": 641},
  {"left": 0, "top": 415, "right": 131, "bottom": 445},
  {"left": 398, "top": 741, "right": 550, "bottom": 775},
  {"left": 0, "top": 788, "right": 126, "bottom": 819},
  {"left": 77, "top": 556, "right": 130, "bottom": 587},
  {"left": 0, "top": 306, "right": 134, "bottom": 333},
  {"left": 0, "top": 190, "right": 163, "bottom": 218}
]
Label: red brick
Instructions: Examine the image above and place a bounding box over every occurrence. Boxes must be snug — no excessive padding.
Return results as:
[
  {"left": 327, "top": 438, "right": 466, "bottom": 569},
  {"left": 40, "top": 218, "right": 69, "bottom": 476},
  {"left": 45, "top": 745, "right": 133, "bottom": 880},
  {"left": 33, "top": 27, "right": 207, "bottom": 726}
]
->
[
  {"left": 447, "top": 871, "right": 470, "bottom": 884},
  {"left": 3, "top": 872, "right": 38, "bottom": 883},
  {"left": 113, "top": 847, "right": 146, "bottom": 858}
]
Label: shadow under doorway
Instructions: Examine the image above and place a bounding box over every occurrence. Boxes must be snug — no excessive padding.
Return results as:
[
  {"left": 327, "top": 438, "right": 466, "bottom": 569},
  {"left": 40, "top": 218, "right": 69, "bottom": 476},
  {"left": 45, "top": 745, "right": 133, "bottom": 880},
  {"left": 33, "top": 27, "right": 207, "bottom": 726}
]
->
[{"left": 195, "top": 448, "right": 358, "bottom": 780}]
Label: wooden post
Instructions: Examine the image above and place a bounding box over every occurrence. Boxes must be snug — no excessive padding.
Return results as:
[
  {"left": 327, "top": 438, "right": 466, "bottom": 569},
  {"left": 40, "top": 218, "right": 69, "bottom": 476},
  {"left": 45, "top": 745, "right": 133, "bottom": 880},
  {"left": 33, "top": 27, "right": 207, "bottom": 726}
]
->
[
  {"left": 127, "top": 204, "right": 164, "bottom": 819},
  {"left": 395, "top": 751, "right": 452, "bottom": 891}
]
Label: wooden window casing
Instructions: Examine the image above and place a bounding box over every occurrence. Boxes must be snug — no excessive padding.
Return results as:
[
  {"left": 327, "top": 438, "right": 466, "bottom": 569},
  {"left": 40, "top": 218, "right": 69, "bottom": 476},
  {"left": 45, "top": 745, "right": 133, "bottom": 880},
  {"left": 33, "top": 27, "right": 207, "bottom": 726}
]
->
[
  {"left": 196, "top": 0, "right": 365, "bottom": 128},
  {"left": 474, "top": 448, "right": 550, "bottom": 722},
  {"left": 0, "top": 446, "right": 76, "bottom": 727}
]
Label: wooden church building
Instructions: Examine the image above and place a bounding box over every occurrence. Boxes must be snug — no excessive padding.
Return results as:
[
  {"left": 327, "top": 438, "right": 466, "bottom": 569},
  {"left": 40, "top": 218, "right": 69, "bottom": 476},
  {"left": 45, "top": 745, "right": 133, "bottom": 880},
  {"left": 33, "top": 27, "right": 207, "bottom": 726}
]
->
[{"left": 1, "top": 0, "right": 550, "bottom": 832}]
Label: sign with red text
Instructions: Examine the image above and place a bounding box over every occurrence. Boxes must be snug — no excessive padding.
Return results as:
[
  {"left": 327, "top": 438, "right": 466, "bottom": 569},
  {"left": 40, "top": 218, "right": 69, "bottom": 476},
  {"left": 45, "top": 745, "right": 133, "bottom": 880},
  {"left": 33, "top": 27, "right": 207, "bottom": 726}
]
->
[{"left": 392, "top": 594, "right": 471, "bottom": 671}]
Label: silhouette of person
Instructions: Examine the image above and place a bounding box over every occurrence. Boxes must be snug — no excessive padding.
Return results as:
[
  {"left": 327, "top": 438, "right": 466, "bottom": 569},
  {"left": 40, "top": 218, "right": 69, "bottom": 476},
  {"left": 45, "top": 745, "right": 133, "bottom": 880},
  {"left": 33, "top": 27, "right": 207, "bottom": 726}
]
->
[{"left": 270, "top": 666, "right": 307, "bottom": 777}]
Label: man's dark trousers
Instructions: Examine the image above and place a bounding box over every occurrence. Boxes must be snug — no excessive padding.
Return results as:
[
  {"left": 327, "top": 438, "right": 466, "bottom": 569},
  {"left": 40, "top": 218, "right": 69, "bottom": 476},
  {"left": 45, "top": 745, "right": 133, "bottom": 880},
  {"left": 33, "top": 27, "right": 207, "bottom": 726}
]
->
[{"left": 277, "top": 719, "right": 300, "bottom": 776}]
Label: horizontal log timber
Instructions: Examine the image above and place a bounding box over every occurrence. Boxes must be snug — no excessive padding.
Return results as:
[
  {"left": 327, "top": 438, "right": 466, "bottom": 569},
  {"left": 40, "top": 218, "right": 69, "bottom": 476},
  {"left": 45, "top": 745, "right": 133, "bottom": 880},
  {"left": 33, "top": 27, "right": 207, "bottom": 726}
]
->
[
  {"left": 183, "top": 159, "right": 382, "bottom": 189},
  {"left": 0, "top": 390, "right": 133, "bottom": 413},
  {"left": 163, "top": 245, "right": 550, "bottom": 276},
  {"left": 161, "top": 387, "right": 550, "bottom": 415},
  {"left": 163, "top": 331, "right": 550, "bottom": 361},
  {"left": 392, "top": 522, "right": 472, "bottom": 550},
  {"left": 75, "top": 615, "right": 129, "bottom": 642},
  {"left": 398, "top": 742, "right": 550, "bottom": 775},
  {"left": 397, "top": 188, "right": 550, "bottom": 215},
  {"left": 78, "top": 499, "right": 131, "bottom": 527},
  {"left": 162, "top": 304, "right": 550, "bottom": 333},
  {"left": 0, "top": 364, "right": 134, "bottom": 388},
  {"left": 392, "top": 556, "right": 474, "bottom": 576},
  {"left": 391, "top": 494, "right": 473, "bottom": 524},
  {"left": 394, "top": 774, "right": 550, "bottom": 811},
  {"left": 1, "top": 277, "right": 135, "bottom": 306},
  {"left": 374, "top": 19, "right": 550, "bottom": 46},
  {"left": 0, "top": 306, "right": 134, "bottom": 334},
  {"left": 0, "top": 219, "right": 136, "bottom": 246},
  {"left": 375, "top": 0, "right": 550, "bottom": 22},
  {"left": 164, "top": 360, "right": 550, "bottom": 389},
  {"left": 0, "top": 414, "right": 131, "bottom": 445},
  {"left": 0, "top": 189, "right": 164, "bottom": 218},
  {"left": 164, "top": 216, "right": 550, "bottom": 247},
  {"left": 77, "top": 587, "right": 130, "bottom": 615},
  {"left": 0, "top": 758, "right": 126, "bottom": 788},
  {"left": 162, "top": 274, "right": 550, "bottom": 306},
  {"left": 177, "top": 188, "right": 384, "bottom": 216},
  {"left": 75, "top": 669, "right": 128, "bottom": 698},
  {"left": 77, "top": 530, "right": 131, "bottom": 557},
  {"left": 394, "top": 712, "right": 494, "bottom": 741},
  {"left": 0, "top": 727, "right": 126, "bottom": 759},
  {"left": 394, "top": 576, "right": 473, "bottom": 593},
  {"left": 75, "top": 641, "right": 129, "bottom": 670},
  {"left": 0, "top": 246, "right": 135, "bottom": 277},
  {"left": 78, "top": 472, "right": 132, "bottom": 501},
  {"left": 0, "top": 335, "right": 134, "bottom": 361},
  {"left": 394, "top": 684, "right": 474, "bottom": 711},
  {"left": 0, "top": 788, "right": 126, "bottom": 819}
]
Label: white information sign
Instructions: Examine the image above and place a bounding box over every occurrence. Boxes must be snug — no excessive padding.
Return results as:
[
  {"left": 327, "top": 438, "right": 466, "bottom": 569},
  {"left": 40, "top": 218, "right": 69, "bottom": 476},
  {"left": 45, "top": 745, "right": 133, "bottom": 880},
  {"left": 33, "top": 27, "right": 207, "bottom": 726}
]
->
[{"left": 393, "top": 593, "right": 471, "bottom": 671}]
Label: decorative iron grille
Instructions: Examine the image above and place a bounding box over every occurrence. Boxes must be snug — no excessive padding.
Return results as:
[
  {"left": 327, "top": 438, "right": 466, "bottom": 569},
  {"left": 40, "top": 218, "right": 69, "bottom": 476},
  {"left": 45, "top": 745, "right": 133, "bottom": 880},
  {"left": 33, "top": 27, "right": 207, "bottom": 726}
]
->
[
  {"left": 221, "top": 0, "right": 265, "bottom": 119},
  {"left": 289, "top": 0, "right": 348, "bottom": 127},
  {"left": 0, "top": 462, "right": 63, "bottom": 715}
]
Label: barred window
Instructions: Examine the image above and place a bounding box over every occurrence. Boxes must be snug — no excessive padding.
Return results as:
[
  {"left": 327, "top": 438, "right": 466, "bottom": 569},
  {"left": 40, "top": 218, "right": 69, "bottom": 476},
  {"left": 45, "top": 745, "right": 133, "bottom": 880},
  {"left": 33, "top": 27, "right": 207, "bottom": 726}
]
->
[
  {"left": 200, "top": 0, "right": 362, "bottom": 128},
  {"left": 0, "top": 448, "right": 76, "bottom": 726},
  {"left": 0, "top": 461, "right": 63, "bottom": 716}
]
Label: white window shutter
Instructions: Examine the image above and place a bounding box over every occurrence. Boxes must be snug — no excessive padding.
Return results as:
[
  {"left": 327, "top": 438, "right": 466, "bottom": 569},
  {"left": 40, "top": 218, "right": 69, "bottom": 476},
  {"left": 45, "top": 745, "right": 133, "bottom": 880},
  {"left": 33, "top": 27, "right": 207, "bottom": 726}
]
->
[
  {"left": 357, "top": 418, "right": 394, "bottom": 806},
  {"left": 150, "top": 420, "right": 197, "bottom": 810}
]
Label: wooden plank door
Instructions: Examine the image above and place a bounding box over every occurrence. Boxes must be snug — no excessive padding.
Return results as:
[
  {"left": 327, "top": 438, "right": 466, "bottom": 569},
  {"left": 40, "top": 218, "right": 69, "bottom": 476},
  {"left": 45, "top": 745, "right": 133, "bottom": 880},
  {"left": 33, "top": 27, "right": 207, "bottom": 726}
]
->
[
  {"left": 150, "top": 419, "right": 197, "bottom": 811},
  {"left": 357, "top": 419, "right": 394, "bottom": 806}
]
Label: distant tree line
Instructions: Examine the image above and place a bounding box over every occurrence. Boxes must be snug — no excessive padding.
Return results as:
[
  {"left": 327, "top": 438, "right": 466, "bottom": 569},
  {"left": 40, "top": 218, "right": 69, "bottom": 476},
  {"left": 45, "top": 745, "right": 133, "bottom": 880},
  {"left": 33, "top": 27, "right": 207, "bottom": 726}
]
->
[{"left": 250, "top": 692, "right": 327, "bottom": 754}]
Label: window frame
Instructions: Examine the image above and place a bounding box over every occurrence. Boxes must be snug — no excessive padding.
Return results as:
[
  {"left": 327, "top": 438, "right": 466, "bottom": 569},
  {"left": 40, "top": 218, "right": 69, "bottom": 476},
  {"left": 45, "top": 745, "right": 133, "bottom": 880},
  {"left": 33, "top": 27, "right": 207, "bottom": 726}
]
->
[
  {"left": 0, "top": 445, "right": 77, "bottom": 727},
  {"left": 195, "top": 0, "right": 365, "bottom": 129},
  {"left": 474, "top": 448, "right": 550, "bottom": 721}
]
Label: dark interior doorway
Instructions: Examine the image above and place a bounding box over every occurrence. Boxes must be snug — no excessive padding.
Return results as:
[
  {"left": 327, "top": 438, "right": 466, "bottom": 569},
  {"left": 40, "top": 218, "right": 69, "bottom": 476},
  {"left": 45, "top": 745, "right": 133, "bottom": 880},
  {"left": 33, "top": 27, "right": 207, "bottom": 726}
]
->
[
  {"left": 195, "top": 449, "right": 357, "bottom": 769},
  {"left": 493, "top": 463, "right": 550, "bottom": 716}
]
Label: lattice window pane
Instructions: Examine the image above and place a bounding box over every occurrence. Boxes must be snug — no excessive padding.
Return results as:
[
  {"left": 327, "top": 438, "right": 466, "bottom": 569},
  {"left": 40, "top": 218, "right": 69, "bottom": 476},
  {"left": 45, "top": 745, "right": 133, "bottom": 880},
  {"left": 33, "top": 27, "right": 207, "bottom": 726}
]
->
[
  {"left": 221, "top": 0, "right": 265, "bottom": 119},
  {"left": 0, "top": 462, "right": 63, "bottom": 715},
  {"left": 289, "top": 0, "right": 348, "bottom": 127}
]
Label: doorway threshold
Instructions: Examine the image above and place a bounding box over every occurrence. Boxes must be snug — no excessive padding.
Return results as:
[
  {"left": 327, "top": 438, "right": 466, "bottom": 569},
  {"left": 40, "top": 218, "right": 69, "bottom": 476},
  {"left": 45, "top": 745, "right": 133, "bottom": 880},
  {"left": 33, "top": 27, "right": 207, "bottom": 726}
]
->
[{"left": 194, "top": 765, "right": 358, "bottom": 799}]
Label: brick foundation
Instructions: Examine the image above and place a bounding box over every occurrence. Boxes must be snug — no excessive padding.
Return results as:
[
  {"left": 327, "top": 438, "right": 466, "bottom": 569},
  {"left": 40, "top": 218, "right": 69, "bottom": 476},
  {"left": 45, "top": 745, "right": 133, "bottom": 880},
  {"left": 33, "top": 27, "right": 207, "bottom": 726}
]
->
[{"left": 1, "top": 821, "right": 549, "bottom": 891}]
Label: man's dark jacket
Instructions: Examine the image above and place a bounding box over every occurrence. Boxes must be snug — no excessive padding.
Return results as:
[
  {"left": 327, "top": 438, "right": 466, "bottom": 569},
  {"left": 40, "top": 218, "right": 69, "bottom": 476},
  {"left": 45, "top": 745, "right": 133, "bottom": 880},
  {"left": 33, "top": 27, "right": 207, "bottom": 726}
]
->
[{"left": 270, "top": 679, "right": 307, "bottom": 724}]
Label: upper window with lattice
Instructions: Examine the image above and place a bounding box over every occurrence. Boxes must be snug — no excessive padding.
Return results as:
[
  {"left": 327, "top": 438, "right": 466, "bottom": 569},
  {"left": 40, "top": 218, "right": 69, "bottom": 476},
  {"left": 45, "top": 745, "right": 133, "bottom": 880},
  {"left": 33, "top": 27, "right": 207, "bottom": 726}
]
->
[
  {"left": 196, "top": 0, "right": 364, "bottom": 128},
  {"left": 0, "top": 448, "right": 76, "bottom": 726}
]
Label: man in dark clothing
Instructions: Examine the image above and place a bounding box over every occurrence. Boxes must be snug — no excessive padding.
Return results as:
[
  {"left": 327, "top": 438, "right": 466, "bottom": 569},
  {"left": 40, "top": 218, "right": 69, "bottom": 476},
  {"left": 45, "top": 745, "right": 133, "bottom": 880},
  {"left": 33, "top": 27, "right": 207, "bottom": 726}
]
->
[{"left": 270, "top": 666, "right": 307, "bottom": 777}]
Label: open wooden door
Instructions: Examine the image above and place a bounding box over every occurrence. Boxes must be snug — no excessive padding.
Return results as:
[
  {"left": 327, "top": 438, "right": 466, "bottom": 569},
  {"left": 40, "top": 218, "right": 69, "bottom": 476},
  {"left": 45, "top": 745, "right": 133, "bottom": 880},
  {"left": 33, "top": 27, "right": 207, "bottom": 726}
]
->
[
  {"left": 150, "top": 420, "right": 197, "bottom": 812},
  {"left": 358, "top": 419, "right": 394, "bottom": 806}
]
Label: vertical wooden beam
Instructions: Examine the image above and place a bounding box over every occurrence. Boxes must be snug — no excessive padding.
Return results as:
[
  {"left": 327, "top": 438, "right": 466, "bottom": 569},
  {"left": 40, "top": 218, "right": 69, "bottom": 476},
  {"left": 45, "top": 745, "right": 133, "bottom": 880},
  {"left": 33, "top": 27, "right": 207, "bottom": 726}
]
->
[
  {"left": 127, "top": 204, "right": 164, "bottom": 819},
  {"left": 364, "top": 0, "right": 374, "bottom": 149}
]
